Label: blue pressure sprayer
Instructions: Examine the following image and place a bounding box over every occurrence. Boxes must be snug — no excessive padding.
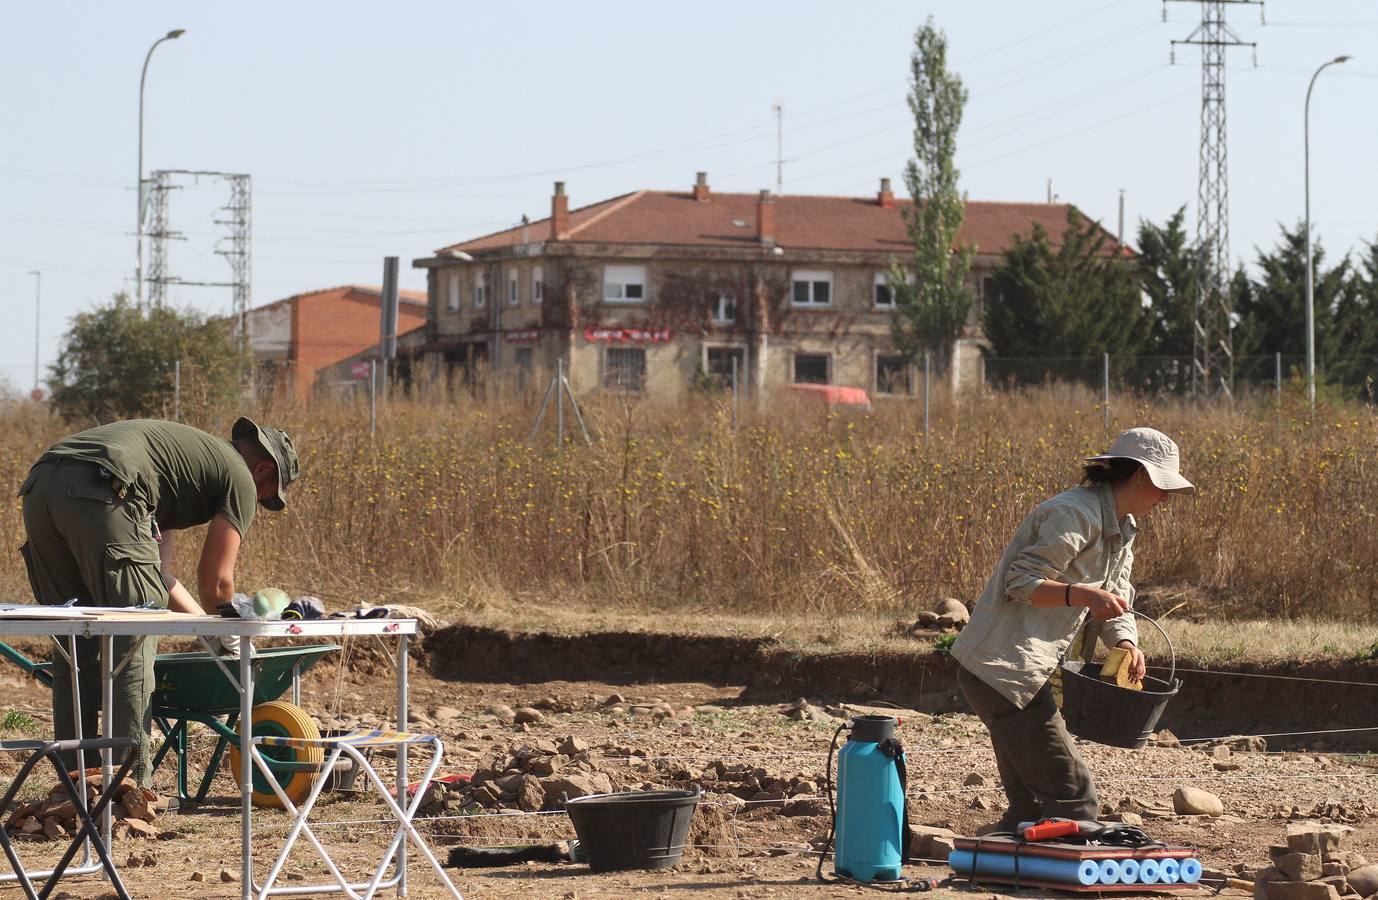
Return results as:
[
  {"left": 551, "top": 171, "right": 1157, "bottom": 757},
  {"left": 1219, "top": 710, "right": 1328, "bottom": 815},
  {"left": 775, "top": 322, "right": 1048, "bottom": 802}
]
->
[{"left": 818, "top": 715, "right": 930, "bottom": 889}]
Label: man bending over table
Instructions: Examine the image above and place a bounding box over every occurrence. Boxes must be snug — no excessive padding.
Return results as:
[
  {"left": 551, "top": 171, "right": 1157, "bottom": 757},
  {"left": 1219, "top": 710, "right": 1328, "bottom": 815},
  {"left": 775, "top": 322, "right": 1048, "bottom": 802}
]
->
[{"left": 17, "top": 417, "right": 298, "bottom": 784}]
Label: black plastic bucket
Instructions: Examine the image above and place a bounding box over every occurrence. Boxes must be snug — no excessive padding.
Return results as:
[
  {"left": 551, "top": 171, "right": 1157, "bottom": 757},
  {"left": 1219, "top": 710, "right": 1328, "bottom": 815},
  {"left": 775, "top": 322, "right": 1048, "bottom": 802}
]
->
[
  {"left": 565, "top": 787, "right": 700, "bottom": 872},
  {"left": 1059, "top": 611, "right": 1182, "bottom": 750}
]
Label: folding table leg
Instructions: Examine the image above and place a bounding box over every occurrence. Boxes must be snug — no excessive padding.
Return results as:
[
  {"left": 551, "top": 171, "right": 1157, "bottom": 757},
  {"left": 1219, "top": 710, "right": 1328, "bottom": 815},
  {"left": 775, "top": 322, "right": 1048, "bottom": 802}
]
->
[{"left": 36, "top": 743, "right": 136, "bottom": 900}]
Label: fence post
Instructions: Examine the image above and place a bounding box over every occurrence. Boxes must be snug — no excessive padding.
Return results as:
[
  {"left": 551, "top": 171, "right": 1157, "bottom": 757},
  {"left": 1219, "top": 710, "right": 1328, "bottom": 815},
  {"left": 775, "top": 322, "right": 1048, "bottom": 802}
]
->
[
  {"left": 923, "top": 351, "right": 930, "bottom": 442},
  {"left": 1275, "top": 351, "right": 1283, "bottom": 402},
  {"left": 556, "top": 357, "right": 565, "bottom": 449},
  {"left": 730, "top": 355, "right": 738, "bottom": 431},
  {"left": 173, "top": 360, "right": 181, "bottom": 422},
  {"left": 1103, "top": 352, "right": 1110, "bottom": 435},
  {"left": 369, "top": 359, "right": 377, "bottom": 436}
]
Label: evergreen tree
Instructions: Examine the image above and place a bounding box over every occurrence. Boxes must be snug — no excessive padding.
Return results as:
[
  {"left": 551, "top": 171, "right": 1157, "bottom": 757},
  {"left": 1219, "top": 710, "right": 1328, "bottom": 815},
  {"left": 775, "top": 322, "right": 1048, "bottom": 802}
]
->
[
  {"left": 889, "top": 17, "right": 973, "bottom": 376},
  {"left": 983, "top": 208, "right": 1148, "bottom": 384},
  {"left": 1233, "top": 223, "right": 1354, "bottom": 385},
  {"left": 1136, "top": 207, "right": 1199, "bottom": 359}
]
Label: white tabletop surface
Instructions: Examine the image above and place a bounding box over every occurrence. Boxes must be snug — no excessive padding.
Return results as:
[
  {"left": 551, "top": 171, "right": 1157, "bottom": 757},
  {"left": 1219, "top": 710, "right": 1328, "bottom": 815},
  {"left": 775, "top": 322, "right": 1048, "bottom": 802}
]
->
[{"left": 0, "top": 609, "right": 419, "bottom": 638}]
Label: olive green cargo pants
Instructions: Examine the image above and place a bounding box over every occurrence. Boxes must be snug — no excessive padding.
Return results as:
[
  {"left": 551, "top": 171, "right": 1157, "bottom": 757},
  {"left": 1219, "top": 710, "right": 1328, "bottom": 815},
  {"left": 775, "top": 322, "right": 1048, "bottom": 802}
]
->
[
  {"left": 958, "top": 665, "right": 1099, "bottom": 829},
  {"left": 19, "top": 459, "right": 168, "bottom": 785}
]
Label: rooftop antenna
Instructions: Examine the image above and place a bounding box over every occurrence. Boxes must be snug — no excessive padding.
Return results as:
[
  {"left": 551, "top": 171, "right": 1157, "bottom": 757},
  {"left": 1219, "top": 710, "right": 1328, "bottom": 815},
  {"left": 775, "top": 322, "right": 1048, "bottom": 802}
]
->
[{"left": 773, "top": 101, "right": 784, "bottom": 196}]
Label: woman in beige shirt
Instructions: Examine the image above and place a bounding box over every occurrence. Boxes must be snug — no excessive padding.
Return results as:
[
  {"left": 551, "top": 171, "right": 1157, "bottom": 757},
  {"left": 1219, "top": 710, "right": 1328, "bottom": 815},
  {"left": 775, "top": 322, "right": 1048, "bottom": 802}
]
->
[{"left": 950, "top": 427, "right": 1193, "bottom": 833}]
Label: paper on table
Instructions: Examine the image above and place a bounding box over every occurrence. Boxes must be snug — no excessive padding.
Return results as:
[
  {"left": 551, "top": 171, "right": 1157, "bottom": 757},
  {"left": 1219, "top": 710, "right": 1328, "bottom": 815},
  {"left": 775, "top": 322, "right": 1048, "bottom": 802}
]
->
[{"left": 0, "top": 604, "right": 91, "bottom": 619}]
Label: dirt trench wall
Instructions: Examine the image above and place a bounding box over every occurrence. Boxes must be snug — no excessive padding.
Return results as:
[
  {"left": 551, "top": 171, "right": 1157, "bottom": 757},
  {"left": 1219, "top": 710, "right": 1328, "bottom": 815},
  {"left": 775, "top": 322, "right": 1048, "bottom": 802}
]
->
[{"left": 424, "top": 626, "right": 1378, "bottom": 751}]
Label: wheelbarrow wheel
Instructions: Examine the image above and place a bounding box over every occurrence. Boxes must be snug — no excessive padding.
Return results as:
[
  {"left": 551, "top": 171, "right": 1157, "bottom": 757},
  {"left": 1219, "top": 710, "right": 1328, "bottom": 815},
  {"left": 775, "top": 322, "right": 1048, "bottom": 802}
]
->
[{"left": 228, "top": 700, "right": 324, "bottom": 809}]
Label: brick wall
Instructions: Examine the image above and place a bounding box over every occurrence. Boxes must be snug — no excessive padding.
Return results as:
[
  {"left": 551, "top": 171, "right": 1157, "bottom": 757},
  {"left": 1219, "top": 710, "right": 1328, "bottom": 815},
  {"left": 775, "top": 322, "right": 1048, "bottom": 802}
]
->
[{"left": 290, "top": 288, "right": 427, "bottom": 403}]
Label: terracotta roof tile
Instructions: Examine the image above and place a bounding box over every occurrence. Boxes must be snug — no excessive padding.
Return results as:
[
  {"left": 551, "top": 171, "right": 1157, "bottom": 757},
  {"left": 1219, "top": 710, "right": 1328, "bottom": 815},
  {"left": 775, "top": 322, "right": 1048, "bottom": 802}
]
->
[{"left": 436, "top": 191, "right": 1126, "bottom": 258}]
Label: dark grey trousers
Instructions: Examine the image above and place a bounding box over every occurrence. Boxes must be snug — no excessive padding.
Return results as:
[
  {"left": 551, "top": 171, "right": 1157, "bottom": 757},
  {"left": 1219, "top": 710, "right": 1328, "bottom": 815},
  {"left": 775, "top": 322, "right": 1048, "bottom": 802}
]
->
[{"left": 958, "top": 666, "right": 1099, "bottom": 828}]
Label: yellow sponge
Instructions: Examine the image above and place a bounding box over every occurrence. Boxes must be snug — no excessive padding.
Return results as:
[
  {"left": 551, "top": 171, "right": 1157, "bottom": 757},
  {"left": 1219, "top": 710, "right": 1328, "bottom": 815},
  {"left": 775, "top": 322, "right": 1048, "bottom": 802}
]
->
[{"left": 1100, "top": 647, "right": 1143, "bottom": 691}]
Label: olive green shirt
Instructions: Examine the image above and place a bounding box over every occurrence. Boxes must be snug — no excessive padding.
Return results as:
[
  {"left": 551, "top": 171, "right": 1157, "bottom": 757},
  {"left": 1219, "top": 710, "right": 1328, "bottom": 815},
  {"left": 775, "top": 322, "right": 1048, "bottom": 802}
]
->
[
  {"left": 950, "top": 483, "right": 1139, "bottom": 709},
  {"left": 38, "top": 419, "right": 257, "bottom": 536}
]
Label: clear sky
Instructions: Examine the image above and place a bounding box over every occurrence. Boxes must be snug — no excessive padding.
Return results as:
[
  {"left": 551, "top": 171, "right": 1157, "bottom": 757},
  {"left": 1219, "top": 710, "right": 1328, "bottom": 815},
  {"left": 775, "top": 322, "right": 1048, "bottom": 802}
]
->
[{"left": 2, "top": 1, "right": 1375, "bottom": 393}]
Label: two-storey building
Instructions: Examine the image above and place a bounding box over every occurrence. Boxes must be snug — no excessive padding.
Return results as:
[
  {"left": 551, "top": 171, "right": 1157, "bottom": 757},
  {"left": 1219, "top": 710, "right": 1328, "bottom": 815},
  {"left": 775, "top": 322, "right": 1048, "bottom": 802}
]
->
[{"left": 409, "top": 174, "right": 1118, "bottom": 400}]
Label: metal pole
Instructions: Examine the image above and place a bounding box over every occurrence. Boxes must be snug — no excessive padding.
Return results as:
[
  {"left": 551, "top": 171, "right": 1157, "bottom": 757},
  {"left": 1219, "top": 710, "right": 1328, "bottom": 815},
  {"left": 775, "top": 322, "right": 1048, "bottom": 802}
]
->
[
  {"left": 923, "top": 351, "right": 930, "bottom": 441},
  {"left": 369, "top": 359, "right": 377, "bottom": 436},
  {"left": 27, "top": 270, "right": 39, "bottom": 393},
  {"left": 1305, "top": 55, "right": 1351, "bottom": 410},
  {"left": 1103, "top": 351, "right": 1111, "bottom": 434},
  {"left": 730, "top": 355, "right": 738, "bottom": 430},
  {"left": 173, "top": 360, "right": 181, "bottom": 421},
  {"left": 136, "top": 30, "right": 185, "bottom": 307},
  {"left": 1275, "top": 350, "right": 1282, "bottom": 401},
  {"left": 556, "top": 358, "right": 565, "bottom": 448}
]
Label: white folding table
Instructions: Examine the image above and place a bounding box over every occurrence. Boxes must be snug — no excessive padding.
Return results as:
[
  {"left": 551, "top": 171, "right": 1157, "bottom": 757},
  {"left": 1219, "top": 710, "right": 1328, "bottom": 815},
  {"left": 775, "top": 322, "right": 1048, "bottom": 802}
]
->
[{"left": 0, "top": 611, "right": 419, "bottom": 899}]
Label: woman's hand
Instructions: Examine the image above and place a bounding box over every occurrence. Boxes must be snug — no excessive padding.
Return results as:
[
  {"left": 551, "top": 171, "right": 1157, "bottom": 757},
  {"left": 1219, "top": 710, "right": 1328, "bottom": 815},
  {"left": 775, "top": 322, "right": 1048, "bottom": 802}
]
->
[
  {"left": 1078, "top": 584, "right": 1130, "bottom": 620},
  {"left": 1116, "top": 639, "right": 1147, "bottom": 683}
]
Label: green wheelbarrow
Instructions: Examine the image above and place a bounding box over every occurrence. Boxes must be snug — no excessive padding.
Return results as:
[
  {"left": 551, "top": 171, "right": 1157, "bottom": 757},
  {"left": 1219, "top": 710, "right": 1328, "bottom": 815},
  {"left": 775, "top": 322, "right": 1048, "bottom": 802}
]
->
[{"left": 0, "top": 641, "right": 340, "bottom": 809}]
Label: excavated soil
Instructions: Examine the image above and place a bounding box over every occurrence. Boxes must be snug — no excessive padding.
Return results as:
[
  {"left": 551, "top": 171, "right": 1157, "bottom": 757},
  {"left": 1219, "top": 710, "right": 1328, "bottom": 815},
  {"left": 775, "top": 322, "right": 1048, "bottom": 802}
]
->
[{"left": 1, "top": 627, "right": 1377, "bottom": 898}]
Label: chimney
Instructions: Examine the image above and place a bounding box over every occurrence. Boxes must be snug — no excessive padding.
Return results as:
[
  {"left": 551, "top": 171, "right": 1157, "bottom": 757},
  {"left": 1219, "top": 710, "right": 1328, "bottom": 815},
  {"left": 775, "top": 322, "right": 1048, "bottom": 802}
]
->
[
  {"left": 693, "top": 171, "right": 710, "bottom": 202},
  {"left": 756, "top": 189, "right": 775, "bottom": 247},
  {"left": 550, "top": 181, "right": 569, "bottom": 241},
  {"left": 877, "top": 177, "right": 896, "bottom": 208}
]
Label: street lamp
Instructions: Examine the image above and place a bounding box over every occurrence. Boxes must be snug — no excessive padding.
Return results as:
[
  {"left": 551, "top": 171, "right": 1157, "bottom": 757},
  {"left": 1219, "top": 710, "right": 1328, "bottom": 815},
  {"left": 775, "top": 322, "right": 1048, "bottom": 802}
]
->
[
  {"left": 27, "top": 271, "right": 40, "bottom": 396},
  {"left": 1304, "top": 53, "right": 1350, "bottom": 409},
  {"left": 136, "top": 28, "right": 186, "bottom": 307}
]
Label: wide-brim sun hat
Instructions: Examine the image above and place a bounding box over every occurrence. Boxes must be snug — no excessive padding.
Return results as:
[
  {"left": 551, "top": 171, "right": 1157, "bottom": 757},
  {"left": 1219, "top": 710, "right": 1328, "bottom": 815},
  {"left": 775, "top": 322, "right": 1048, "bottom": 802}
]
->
[
  {"left": 232, "top": 416, "right": 299, "bottom": 511},
  {"left": 1085, "top": 427, "right": 1194, "bottom": 493}
]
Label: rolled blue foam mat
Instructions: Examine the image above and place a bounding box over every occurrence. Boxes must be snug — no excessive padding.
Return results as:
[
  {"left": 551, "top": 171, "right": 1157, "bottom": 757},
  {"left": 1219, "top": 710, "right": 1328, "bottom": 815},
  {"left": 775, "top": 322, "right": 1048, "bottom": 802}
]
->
[
  {"left": 949, "top": 849, "right": 1100, "bottom": 886},
  {"left": 1139, "top": 858, "right": 1161, "bottom": 884},
  {"left": 1179, "top": 858, "right": 1202, "bottom": 884},
  {"left": 1117, "top": 858, "right": 1140, "bottom": 884},
  {"left": 1097, "top": 859, "right": 1122, "bottom": 884},
  {"left": 1159, "top": 858, "right": 1181, "bottom": 884}
]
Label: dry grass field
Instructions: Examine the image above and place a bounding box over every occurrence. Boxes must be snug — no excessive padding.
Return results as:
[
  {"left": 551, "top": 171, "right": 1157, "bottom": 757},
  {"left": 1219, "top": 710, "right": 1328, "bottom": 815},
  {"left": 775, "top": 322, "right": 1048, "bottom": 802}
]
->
[{"left": 0, "top": 381, "right": 1373, "bottom": 636}]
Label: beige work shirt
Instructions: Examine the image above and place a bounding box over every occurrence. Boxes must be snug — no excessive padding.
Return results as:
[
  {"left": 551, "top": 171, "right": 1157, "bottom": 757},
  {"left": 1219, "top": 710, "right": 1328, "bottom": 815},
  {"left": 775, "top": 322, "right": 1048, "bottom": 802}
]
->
[{"left": 950, "top": 483, "right": 1139, "bottom": 709}]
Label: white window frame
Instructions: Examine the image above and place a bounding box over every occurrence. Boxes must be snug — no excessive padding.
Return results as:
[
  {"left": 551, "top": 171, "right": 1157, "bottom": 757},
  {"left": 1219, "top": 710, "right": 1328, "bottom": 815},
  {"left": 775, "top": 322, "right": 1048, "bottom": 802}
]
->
[
  {"left": 473, "top": 270, "right": 487, "bottom": 308},
  {"left": 792, "top": 351, "right": 832, "bottom": 385},
  {"left": 603, "top": 346, "right": 647, "bottom": 391},
  {"left": 446, "top": 271, "right": 460, "bottom": 311},
  {"left": 791, "top": 270, "right": 833, "bottom": 308},
  {"left": 874, "top": 352, "right": 914, "bottom": 396},
  {"left": 711, "top": 293, "right": 736, "bottom": 325},
  {"left": 874, "top": 271, "right": 914, "bottom": 309},
  {"left": 531, "top": 266, "right": 543, "bottom": 305},
  {"left": 603, "top": 264, "right": 647, "bottom": 304},
  {"left": 507, "top": 269, "right": 519, "bottom": 306}
]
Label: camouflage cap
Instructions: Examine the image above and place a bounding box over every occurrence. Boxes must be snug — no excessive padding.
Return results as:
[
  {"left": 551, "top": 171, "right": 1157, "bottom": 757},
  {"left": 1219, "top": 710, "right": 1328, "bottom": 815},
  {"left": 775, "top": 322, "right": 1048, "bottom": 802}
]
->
[{"left": 232, "top": 416, "right": 299, "bottom": 511}]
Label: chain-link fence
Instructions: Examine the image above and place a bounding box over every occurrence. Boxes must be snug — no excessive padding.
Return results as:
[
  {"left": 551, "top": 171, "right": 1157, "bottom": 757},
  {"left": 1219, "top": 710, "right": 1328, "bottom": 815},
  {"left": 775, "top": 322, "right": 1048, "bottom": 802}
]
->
[{"left": 981, "top": 353, "right": 1375, "bottom": 401}]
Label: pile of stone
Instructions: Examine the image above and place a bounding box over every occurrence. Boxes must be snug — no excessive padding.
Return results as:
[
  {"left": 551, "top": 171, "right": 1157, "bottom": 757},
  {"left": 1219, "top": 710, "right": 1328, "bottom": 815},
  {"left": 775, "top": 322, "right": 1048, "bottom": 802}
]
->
[
  {"left": 3, "top": 769, "right": 166, "bottom": 841},
  {"left": 415, "top": 735, "right": 620, "bottom": 815},
  {"left": 698, "top": 759, "right": 827, "bottom": 816},
  {"left": 909, "top": 599, "right": 970, "bottom": 634},
  {"left": 1250, "top": 823, "right": 1377, "bottom": 900}
]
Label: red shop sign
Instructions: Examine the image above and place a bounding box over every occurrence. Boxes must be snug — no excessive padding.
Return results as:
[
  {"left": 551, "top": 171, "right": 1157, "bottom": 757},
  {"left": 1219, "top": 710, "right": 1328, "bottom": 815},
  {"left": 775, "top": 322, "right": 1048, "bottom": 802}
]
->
[
  {"left": 504, "top": 328, "right": 541, "bottom": 343},
  {"left": 583, "top": 327, "right": 673, "bottom": 344}
]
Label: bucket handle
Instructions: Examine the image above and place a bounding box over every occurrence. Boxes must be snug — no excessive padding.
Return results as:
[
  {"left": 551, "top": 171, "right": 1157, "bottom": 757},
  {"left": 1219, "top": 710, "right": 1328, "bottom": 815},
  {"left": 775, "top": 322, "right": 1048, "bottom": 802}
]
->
[{"left": 1127, "top": 608, "right": 1177, "bottom": 686}]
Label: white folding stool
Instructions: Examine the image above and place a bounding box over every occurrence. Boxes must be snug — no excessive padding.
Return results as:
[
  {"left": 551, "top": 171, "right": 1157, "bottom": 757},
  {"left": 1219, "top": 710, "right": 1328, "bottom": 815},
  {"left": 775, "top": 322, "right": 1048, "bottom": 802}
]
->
[{"left": 250, "top": 729, "right": 462, "bottom": 899}]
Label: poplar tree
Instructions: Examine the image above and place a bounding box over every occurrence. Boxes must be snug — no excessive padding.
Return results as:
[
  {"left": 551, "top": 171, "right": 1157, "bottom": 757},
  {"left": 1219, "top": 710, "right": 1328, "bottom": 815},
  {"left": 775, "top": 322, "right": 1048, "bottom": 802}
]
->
[{"left": 889, "top": 18, "right": 973, "bottom": 376}]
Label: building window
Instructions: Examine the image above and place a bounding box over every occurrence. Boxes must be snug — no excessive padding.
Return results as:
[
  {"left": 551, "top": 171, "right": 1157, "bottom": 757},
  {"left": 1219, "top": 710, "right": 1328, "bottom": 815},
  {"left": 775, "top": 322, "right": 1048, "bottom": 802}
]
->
[
  {"left": 532, "top": 267, "right": 543, "bottom": 304},
  {"left": 603, "top": 265, "right": 647, "bottom": 303},
  {"left": 446, "top": 272, "right": 460, "bottom": 311},
  {"left": 705, "top": 346, "right": 745, "bottom": 387},
  {"left": 791, "top": 270, "right": 832, "bottom": 307},
  {"left": 876, "top": 354, "right": 912, "bottom": 395},
  {"left": 875, "top": 270, "right": 914, "bottom": 309},
  {"left": 604, "top": 347, "right": 646, "bottom": 391},
  {"left": 473, "top": 271, "right": 487, "bottom": 307},
  {"left": 507, "top": 269, "right": 519, "bottom": 306},
  {"left": 793, "top": 353, "right": 830, "bottom": 384},
  {"left": 712, "top": 294, "right": 736, "bottom": 325}
]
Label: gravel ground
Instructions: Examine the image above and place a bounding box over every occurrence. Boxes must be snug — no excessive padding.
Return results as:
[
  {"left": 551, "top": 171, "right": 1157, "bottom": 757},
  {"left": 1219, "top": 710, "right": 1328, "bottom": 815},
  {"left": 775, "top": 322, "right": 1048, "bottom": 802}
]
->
[{"left": 2, "top": 659, "right": 1375, "bottom": 898}]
